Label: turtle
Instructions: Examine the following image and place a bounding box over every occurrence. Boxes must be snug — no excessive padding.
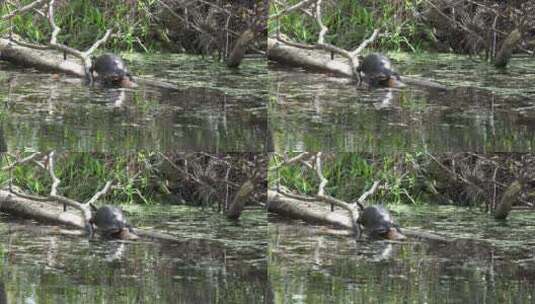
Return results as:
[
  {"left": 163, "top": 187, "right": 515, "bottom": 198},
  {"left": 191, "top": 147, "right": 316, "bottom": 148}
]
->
[
  {"left": 90, "top": 53, "right": 136, "bottom": 88},
  {"left": 89, "top": 205, "right": 138, "bottom": 240},
  {"left": 357, "top": 205, "right": 406, "bottom": 240},
  {"left": 356, "top": 53, "right": 404, "bottom": 88}
]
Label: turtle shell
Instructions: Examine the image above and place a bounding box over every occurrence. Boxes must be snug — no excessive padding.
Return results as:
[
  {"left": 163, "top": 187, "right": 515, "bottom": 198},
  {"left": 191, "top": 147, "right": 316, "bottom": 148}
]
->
[
  {"left": 357, "top": 206, "right": 395, "bottom": 235},
  {"left": 358, "top": 53, "right": 397, "bottom": 83},
  {"left": 92, "top": 53, "right": 129, "bottom": 82},
  {"left": 92, "top": 205, "right": 129, "bottom": 235}
]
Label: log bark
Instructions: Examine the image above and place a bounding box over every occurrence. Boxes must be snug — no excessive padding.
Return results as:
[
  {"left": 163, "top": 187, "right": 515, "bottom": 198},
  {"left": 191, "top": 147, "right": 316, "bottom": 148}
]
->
[
  {"left": 0, "top": 38, "right": 85, "bottom": 77},
  {"left": 0, "top": 189, "right": 85, "bottom": 228},
  {"left": 267, "top": 190, "right": 354, "bottom": 229},
  {"left": 1, "top": 0, "right": 47, "bottom": 21},
  {"left": 267, "top": 38, "right": 353, "bottom": 76},
  {"left": 267, "top": 37, "right": 448, "bottom": 90}
]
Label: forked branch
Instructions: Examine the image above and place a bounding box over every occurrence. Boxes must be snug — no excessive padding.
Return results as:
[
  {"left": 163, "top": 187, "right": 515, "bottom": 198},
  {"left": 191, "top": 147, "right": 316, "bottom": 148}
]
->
[
  {"left": 271, "top": 0, "right": 380, "bottom": 79},
  {"left": 46, "top": 0, "right": 112, "bottom": 82},
  {"left": 270, "top": 152, "right": 382, "bottom": 236},
  {"left": 4, "top": 0, "right": 112, "bottom": 82},
  {"left": 4, "top": 152, "right": 114, "bottom": 235}
]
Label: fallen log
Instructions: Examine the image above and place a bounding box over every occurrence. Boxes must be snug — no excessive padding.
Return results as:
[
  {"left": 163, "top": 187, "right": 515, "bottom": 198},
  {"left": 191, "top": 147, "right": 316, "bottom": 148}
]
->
[
  {"left": 0, "top": 188, "right": 180, "bottom": 242},
  {"left": 0, "top": 189, "right": 85, "bottom": 228},
  {"left": 267, "top": 189, "right": 352, "bottom": 228},
  {"left": 267, "top": 38, "right": 352, "bottom": 76},
  {"left": 267, "top": 189, "right": 449, "bottom": 242},
  {"left": 0, "top": 38, "right": 85, "bottom": 77},
  {"left": 267, "top": 37, "right": 448, "bottom": 91},
  {"left": 0, "top": 38, "right": 181, "bottom": 91}
]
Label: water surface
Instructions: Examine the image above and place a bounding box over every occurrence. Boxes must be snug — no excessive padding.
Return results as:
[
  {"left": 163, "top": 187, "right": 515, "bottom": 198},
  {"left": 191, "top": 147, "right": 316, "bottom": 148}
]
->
[
  {"left": 269, "top": 53, "right": 535, "bottom": 152},
  {"left": 269, "top": 205, "right": 535, "bottom": 303},
  {"left": 0, "top": 205, "right": 267, "bottom": 303},
  {"left": 0, "top": 53, "right": 268, "bottom": 152}
]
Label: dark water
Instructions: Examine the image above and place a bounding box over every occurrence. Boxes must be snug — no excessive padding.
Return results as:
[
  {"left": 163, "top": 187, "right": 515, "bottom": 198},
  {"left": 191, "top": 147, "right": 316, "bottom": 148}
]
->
[
  {"left": 0, "top": 205, "right": 267, "bottom": 303},
  {"left": 269, "top": 54, "right": 535, "bottom": 152},
  {"left": 0, "top": 53, "right": 268, "bottom": 152},
  {"left": 269, "top": 206, "right": 535, "bottom": 303}
]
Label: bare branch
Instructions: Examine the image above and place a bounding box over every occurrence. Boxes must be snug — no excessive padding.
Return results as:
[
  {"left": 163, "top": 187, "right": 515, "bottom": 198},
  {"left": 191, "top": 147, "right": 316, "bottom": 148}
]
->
[
  {"left": 422, "top": 0, "right": 484, "bottom": 44},
  {"left": 85, "top": 180, "right": 113, "bottom": 206},
  {"left": 46, "top": 0, "right": 87, "bottom": 58},
  {"left": 315, "top": 0, "right": 327, "bottom": 44},
  {"left": 46, "top": 1, "right": 88, "bottom": 58},
  {"left": 191, "top": 0, "right": 232, "bottom": 16},
  {"left": 426, "top": 152, "right": 484, "bottom": 193},
  {"left": 357, "top": 180, "right": 380, "bottom": 205},
  {"left": 276, "top": 186, "right": 318, "bottom": 202},
  {"left": 83, "top": 29, "right": 112, "bottom": 57},
  {"left": 270, "top": 0, "right": 317, "bottom": 20},
  {"left": 275, "top": 34, "right": 318, "bottom": 50},
  {"left": 2, "top": 151, "right": 105, "bottom": 234},
  {"left": 269, "top": 152, "right": 310, "bottom": 171},
  {"left": 1, "top": 152, "right": 42, "bottom": 171},
  {"left": 2, "top": 0, "right": 47, "bottom": 20},
  {"left": 32, "top": 8, "right": 46, "bottom": 18},
  {"left": 48, "top": 151, "right": 60, "bottom": 197},
  {"left": 315, "top": 152, "right": 328, "bottom": 197},
  {"left": 351, "top": 29, "right": 380, "bottom": 57},
  {"left": 32, "top": 159, "right": 47, "bottom": 170}
]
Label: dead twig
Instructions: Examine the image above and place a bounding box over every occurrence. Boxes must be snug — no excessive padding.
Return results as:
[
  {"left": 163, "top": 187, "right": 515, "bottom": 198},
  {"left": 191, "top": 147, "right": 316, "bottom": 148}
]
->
[
  {"left": 1, "top": 0, "right": 47, "bottom": 20},
  {"left": 269, "top": 152, "right": 310, "bottom": 171},
  {"left": 269, "top": 0, "right": 317, "bottom": 20},
  {"left": 1, "top": 152, "right": 42, "bottom": 171},
  {"left": 356, "top": 181, "right": 380, "bottom": 205},
  {"left": 270, "top": 152, "right": 364, "bottom": 236},
  {"left": 85, "top": 180, "right": 113, "bottom": 207}
]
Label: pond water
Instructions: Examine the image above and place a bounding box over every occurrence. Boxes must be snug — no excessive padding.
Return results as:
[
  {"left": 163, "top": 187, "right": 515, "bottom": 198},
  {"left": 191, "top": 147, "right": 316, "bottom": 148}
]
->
[
  {"left": 269, "top": 53, "right": 535, "bottom": 152},
  {"left": 269, "top": 206, "right": 535, "bottom": 303},
  {"left": 0, "top": 205, "right": 267, "bottom": 303},
  {"left": 0, "top": 53, "right": 268, "bottom": 152}
]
